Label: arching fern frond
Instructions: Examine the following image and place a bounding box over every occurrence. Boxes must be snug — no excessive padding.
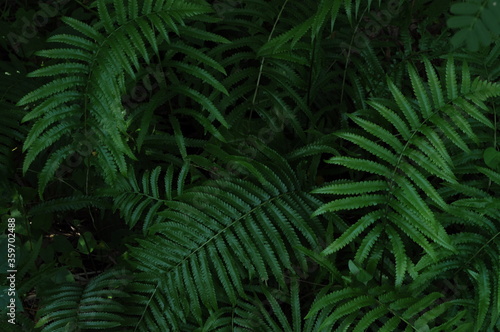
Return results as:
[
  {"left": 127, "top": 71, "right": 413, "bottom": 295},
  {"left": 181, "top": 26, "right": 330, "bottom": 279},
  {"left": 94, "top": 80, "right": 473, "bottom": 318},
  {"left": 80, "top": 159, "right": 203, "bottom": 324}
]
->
[
  {"left": 122, "top": 152, "right": 324, "bottom": 330},
  {"left": 0, "top": 64, "right": 39, "bottom": 187},
  {"left": 18, "top": 0, "right": 228, "bottom": 197},
  {"left": 306, "top": 280, "right": 475, "bottom": 331},
  {"left": 108, "top": 163, "right": 191, "bottom": 231},
  {"left": 313, "top": 58, "right": 500, "bottom": 284},
  {"left": 35, "top": 269, "right": 131, "bottom": 331}
]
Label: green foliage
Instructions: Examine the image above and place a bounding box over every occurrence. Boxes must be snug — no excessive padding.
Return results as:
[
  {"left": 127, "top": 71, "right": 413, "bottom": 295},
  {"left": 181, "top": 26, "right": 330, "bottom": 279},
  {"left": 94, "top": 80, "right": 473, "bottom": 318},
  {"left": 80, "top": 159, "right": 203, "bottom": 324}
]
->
[
  {"left": 312, "top": 58, "right": 500, "bottom": 331},
  {"left": 34, "top": 269, "right": 130, "bottom": 331},
  {"left": 122, "top": 150, "right": 325, "bottom": 330},
  {"left": 1, "top": 0, "right": 499, "bottom": 331},
  {"left": 447, "top": 0, "right": 500, "bottom": 51},
  {"left": 17, "top": 0, "right": 228, "bottom": 196},
  {"left": 0, "top": 61, "right": 39, "bottom": 190}
]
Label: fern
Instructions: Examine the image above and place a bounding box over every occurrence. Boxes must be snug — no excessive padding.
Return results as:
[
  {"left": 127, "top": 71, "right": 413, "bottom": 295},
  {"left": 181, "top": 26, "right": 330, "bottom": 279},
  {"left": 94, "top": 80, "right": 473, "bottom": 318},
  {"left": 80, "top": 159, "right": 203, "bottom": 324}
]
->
[
  {"left": 312, "top": 57, "right": 500, "bottom": 330},
  {"left": 107, "top": 163, "right": 191, "bottom": 231},
  {"left": 28, "top": 195, "right": 105, "bottom": 215},
  {"left": 35, "top": 270, "right": 130, "bottom": 331},
  {"left": 7, "top": 0, "right": 500, "bottom": 330},
  {"left": 198, "top": 279, "right": 321, "bottom": 332},
  {"left": 314, "top": 57, "right": 499, "bottom": 255},
  {"left": 306, "top": 271, "right": 478, "bottom": 330},
  {"left": 121, "top": 149, "right": 325, "bottom": 330},
  {"left": 0, "top": 65, "right": 38, "bottom": 190},
  {"left": 18, "top": 0, "right": 228, "bottom": 196}
]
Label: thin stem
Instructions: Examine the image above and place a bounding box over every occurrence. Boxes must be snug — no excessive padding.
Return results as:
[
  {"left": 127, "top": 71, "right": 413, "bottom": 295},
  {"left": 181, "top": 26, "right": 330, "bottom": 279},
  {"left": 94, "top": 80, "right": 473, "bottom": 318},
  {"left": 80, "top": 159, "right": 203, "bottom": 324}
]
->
[
  {"left": 306, "top": 37, "right": 317, "bottom": 107},
  {"left": 251, "top": 0, "right": 290, "bottom": 106}
]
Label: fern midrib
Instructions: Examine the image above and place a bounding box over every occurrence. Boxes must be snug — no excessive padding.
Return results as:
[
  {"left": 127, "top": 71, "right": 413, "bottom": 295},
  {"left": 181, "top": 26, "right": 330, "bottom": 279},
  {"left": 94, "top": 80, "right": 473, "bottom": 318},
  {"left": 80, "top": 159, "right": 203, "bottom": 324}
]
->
[
  {"left": 383, "top": 94, "right": 465, "bottom": 227},
  {"left": 252, "top": 0, "right": 290, "bottom": 106},
  {"left": 454, "top": 230, "right": 500, "bottom": 278},
  {"left": 127, "top": 189, "right": 164, "bottom": 203},
  {"left": 380, "top": 115, "right": 435, "bottom": 234},
  {"left": 135, "top": 280, "right": 160, "bottom": 332},
  {"left": 163, "top": 188, "right": 303, "bottom": 272},
  {"left": 372, "top": 290, "right": 418, "bottom": 331},
  {"left": 134, "top": 187, "right": 305, "bottom": 328}
]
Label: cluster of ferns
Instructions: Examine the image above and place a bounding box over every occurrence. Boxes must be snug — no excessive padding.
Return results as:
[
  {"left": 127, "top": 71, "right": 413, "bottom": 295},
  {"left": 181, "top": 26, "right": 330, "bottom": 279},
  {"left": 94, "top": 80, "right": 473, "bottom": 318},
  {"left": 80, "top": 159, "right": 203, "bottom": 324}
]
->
[{"left": 1, "top": 0, "right": 499, "bottom": 331}]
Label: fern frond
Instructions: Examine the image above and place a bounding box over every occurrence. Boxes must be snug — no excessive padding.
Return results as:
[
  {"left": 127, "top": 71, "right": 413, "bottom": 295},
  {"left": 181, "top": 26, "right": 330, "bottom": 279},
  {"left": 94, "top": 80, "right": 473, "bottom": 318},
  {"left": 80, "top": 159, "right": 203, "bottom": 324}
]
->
[
  {"left": 125, "top": 155, "right": 323, "bottom": 329},
  {"left": 29, "top": 195, "right": 105, "bottom": 215},
  {"left": 314, "top": 58, "right": 500, "bottom": 282},
  {"left": 109, "top": 164, "right": 191, "bottom": 231},
  {"left": 20, "top": 0, "right": 228, "bottom": 196},
  {"left": 35, "top": 270, "right": 130, "bottom": 331},
  {"left": 306, "top": 281, "right": 476, "bottom": 331}
]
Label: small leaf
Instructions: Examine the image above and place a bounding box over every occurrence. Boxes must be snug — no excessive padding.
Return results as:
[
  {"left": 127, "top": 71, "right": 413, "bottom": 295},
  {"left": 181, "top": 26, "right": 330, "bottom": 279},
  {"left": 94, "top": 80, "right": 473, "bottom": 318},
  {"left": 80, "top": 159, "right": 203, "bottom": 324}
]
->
[
  {"left": 483, "top": 147, "right": 500, "bottom": 169},
  {"left": 77, "top": 231, "right": 97, "bottom": 254}
]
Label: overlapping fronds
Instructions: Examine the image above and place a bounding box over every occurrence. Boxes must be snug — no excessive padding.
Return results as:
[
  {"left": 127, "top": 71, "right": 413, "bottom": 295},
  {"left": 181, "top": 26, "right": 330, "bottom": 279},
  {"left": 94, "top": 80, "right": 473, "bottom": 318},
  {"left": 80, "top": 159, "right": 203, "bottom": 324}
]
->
[
  {"left": 17, "top": 0, "right": 228, "bottom": 196},
  {"left": 311, "top": 57, "right": 500, "bottom": 330},
  {"left": 10, "top": 0, "right": 500, "bottom": 331},
  {"left": 109, "top": 163, "right": 191, "bottom": 231},
  {"left": 307, "top": 282, "right": 474, "bottom": 331},
  {"left": 35, "top": 270, "right": 130, "bottom": 332},
  {"left": 122, "top": 152, "right": 324, "bottom": 330}
]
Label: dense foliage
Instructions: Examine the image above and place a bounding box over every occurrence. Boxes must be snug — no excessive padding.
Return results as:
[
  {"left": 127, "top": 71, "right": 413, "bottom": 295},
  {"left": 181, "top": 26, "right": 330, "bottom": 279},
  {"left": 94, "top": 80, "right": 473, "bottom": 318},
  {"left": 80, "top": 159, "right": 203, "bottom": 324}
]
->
[{"left": 1, "top": 0, "right": 499, "bottom": 331}]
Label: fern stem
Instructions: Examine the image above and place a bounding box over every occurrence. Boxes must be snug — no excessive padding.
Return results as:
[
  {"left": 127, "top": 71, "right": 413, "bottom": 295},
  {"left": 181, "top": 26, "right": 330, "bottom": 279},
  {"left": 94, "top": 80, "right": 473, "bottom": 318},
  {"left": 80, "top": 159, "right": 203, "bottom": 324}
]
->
[
  {"left": 251, "top": 0, "right": 290, "bottom": 106},
  {"left": 339, "top": 6, "right": 370, "bottom": 112},
  {"left": 169, "top": 189, "right": 300, "bottom": 272},
  {"left": 135, "top": 281, "right": 160, "bottom": 331},
  {"left": 489, "top": 103, "right": 497, "bottom": 190},
  {"left": 456, "top": 231, "right": 500, "bottom": 277},
  {"left": 306, "top": 38, "right": 317, "bottom": 107},
  {"left": 74, "top": 0, "right": 97, "bottom": 14}
]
